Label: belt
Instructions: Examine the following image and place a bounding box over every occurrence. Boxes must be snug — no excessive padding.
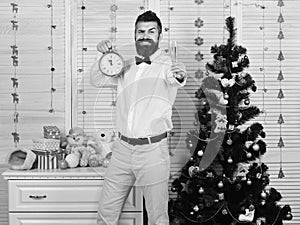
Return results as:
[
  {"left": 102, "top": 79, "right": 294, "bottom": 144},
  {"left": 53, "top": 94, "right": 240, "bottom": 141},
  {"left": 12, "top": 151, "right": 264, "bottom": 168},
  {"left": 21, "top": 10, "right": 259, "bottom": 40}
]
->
[{"left": 119, "top": 132, "right": 167, "bottom": 146}]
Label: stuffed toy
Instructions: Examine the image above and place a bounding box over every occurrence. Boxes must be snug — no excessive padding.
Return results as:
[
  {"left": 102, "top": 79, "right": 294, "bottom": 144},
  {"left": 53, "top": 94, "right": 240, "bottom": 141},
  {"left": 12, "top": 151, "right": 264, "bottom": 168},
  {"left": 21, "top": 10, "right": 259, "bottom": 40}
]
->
[
  {"left": 66, "top": 127, "right": 87, "bottom": 156},
  {"left": 94, "top": 129, "right": 115, "bottom": 158},
  {"left": 7, "top": 148, "right": 37, "bottom": 170},
  {"left": 91, "top": 129, "right": 115, "bottom": 167}
]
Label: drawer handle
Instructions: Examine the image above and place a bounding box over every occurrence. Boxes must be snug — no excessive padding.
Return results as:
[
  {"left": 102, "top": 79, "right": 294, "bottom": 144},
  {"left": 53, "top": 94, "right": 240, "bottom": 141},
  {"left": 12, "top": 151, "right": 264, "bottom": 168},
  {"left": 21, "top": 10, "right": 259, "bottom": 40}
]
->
[{"left": 29, "top": 195, "right": 47, "bottom": 200}]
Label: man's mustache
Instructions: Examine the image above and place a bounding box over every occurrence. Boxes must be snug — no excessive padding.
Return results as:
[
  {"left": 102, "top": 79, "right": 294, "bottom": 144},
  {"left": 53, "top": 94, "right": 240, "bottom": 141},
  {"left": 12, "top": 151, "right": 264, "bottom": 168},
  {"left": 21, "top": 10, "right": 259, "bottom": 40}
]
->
[{"left": 136, "top": 39, "right": 154, "bottom": 43}]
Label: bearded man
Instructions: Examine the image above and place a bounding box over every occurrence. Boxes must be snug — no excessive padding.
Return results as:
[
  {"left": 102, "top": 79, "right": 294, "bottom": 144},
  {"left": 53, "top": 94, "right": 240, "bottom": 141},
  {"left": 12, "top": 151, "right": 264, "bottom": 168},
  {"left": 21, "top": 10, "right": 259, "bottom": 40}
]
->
[{"left": 90, "top": 10, "right": 187, "bottom": 225}]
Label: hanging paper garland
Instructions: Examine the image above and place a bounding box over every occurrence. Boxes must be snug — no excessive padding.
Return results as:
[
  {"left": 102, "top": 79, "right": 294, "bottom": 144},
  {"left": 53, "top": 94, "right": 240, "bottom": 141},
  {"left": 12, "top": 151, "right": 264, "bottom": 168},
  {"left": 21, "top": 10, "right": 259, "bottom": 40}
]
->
[
  {"left": 259, "top": 1, "right": 267, "bottom": 124},
  {"left": 10, "top": 1, "right": 20, "bottom": 147},
  {"left": 277, "top": 0, "right": 285, "bottom": 178},
  {"left": 78, "top": 0, "right": 87, "bottom": 129},
  {"left": 109, "top": 0, "right": 118, "bottom": 106},
  {"left": 47, "top": 0, "right": 56, "bottom": 113},
  {"left": 194, "top": 0, "right": 204, "bottom": 79}
]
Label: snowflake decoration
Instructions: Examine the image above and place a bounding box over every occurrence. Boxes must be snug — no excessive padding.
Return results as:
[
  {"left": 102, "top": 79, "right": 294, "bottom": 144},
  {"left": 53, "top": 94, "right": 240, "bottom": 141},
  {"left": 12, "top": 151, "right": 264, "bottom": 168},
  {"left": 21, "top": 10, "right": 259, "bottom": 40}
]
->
[
  {"left": 111, "top": 27, "right": 117, "bottom": 33},
  {"left": 194, "top": 36, "right": 204, "bottom": 46},
  {"left": 195, "top": 69, "right": 204, "bottom": 79},
  {"left": 195, "top": 0, "right": 204, "bottom": 4},
  {"left": 110, "top": 4, "right": 118, "bottom": 12},
  {"left": 194, "top": 17, "right": 204, "bottom": 28},
  {"left": 195, "top": 51, "right": 204, "bottom": 61}
]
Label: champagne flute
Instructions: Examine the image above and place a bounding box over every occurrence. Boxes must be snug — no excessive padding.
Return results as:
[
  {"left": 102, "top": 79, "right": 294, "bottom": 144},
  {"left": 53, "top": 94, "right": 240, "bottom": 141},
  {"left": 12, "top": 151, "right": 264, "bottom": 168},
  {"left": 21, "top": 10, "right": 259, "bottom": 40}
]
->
[{"left": 169, "top": 40, "right": 178, "bottom": 63}]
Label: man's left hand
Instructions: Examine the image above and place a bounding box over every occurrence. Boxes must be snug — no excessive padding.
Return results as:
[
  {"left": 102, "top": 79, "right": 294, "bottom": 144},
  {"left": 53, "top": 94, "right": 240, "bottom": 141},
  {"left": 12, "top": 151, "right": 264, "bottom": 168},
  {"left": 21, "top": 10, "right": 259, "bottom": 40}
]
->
[{"left": 171, "top": 62, "right": 187, "bottom": 81}]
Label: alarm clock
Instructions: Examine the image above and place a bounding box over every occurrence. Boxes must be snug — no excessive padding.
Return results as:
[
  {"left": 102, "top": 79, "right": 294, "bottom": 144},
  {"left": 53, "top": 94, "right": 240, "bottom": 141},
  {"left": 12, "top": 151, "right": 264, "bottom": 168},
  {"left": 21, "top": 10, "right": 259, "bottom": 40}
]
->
[{"left": 98, "top": 49, "right": 125, "bottom": 77}]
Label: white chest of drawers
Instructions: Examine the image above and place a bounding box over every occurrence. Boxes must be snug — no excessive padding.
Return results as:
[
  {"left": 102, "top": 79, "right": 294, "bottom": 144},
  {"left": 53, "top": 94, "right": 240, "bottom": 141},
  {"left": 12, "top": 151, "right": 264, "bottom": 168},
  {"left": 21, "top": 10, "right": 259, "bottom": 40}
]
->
[{"left": 2, "top": 167, "right": 143, "bottom": 225}]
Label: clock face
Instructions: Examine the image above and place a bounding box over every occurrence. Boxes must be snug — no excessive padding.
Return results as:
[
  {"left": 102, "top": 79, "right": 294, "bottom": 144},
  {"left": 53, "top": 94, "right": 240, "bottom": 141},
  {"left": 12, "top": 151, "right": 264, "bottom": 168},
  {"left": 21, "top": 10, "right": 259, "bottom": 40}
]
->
[{"left": 99, "top": 51, "right": 124, "bottom": 77}]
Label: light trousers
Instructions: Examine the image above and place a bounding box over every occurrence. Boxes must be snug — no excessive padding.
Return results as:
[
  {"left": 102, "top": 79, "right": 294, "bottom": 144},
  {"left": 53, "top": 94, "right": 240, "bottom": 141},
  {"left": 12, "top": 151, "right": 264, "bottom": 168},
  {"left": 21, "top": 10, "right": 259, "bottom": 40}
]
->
[{"left": 97, "top": 138, "right": 170, "bottom": 225}]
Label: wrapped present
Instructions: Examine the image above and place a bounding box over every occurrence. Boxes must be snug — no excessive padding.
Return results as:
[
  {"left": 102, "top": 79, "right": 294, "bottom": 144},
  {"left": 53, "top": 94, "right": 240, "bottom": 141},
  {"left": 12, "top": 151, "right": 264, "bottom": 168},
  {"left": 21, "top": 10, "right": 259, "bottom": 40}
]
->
[
  {"left": 43, "top": 126, "right": 60, "bottom": 139},
  {"left": 32, "top": 150, "right": 59, "bottom": 170},
  {"left": 32, "top": 138, "right": 60, "bottom": 151}
]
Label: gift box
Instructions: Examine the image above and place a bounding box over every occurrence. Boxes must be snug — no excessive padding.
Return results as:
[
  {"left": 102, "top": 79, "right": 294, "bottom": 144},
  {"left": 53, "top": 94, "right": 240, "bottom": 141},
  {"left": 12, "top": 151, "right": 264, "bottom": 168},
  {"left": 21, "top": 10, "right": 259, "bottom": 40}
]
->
[
  {"left": 32, "top": 150, "right": 59, "bottom": 170},
  {"left": 43, "top": 126, "right": 60, "bottom": 139},
  {"left": 32, "top": 138, "right": 60, "bottom": 151}
]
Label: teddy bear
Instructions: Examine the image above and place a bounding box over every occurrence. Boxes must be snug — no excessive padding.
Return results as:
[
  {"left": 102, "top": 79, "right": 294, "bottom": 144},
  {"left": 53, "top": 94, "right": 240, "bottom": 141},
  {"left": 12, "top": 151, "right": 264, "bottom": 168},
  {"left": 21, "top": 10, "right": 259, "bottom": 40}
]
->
[
  {"left": 65, "top": 127, "right": 100, "bottom": 168},
  {"left": 90, "top": 129, "right": 115, "bottom": 167}
]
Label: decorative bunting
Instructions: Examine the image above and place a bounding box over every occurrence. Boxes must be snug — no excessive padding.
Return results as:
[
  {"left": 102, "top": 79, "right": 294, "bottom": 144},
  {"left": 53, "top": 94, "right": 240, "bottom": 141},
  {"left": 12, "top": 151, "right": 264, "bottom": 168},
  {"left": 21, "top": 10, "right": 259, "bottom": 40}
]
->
[
  {"left": 195, "top": 51, "right": 204, "bottom": 61},
  {"left": 277, "top": 50, "right": 284, "bottom": 61},
  {"left": 277, "top": 13, "right": 284, "bottom": 23},
  {"left": 277, "top": 89, "right": 284, "bottom": 99},
  {"left": 277, "top": 70, "right": 284, "bottom": 81},
  {"left": 277, "top": 113, "right": 284, "bottom": 124},
  {"left": 277, "top": 137, "right": 285, "bottom": 148},
  {"left": 193, "top": 0, "right": 204, "bottom": 79},
  {"left": 194, "top": 17, "right": 204, "bottom": 28},
  {"left": 48, "top": 0, "right": 56, "bottom": 113},
  {"left": 79, "top": 0, "right": 87, "bottom": 128},
  {"left": 278, "top": 30, "right": 284, "bottom": 39},
  {"left": 10, "top": 1, "right": 20, "bottom": 147},
  {"left": 260, "top": 0, "right": 267, "bottom": 124},
  {"left": 277, "top": 0, "right": 284, "bottom": 7},
  {"left": 277, "top": 0, "right": 285, "bottom": 178}
]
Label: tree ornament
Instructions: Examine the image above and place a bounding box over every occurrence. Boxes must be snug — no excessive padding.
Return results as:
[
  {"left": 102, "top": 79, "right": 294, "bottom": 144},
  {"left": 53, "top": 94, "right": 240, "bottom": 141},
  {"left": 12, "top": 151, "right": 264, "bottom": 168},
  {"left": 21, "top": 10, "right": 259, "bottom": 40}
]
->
[
  {"left": 247, "top": 179, "right": 252, "bottom": 185},
  {"left": 252, "top": 143, "right": 260, "bottom": 151},
  {"left": 245, "top": 141, "right": 253, "bottom": 148},
  {"left": 198, "top": 187, "right": 204, "bottom": 194},
  {"left": 227, "top": 157, "right": 233, "bottom": 164},
  {"left": 222, "top": 209, "right": 228, "bottom": 215},
  {"left": 193, "top": 205, "right": 199, "bottom": 212},
  {"left": 246, "top": 152, "right": 252, "bottom": 158},
  {"left": 226, "top": 137, "right": 233, "bottom": 145},
  {"left": 238, "top": 208, "right": 255, "bottom": 222},
  {"left": 261, "top": 191, "right": 267, "bottom": 198},
  {"left": 228, "top": 124, "right": 235, "bottom": 131},
  {"left": 218, "top": 181, "right": 224, "bottom": 188},
  {"left": 224, "top": 92, "right": 229, "bottom": 99},
  {"left": 214, "top": 112, "right": 227, "bottom": 133},
  {"left": 187, "top": 139, "right": 194, "bottom": 149},
  {"left": 244, "top": 99, "right": 250, "bottom": 105},
  {"left": 218, "top": 193, "right": 224, "bottom": 200},
  {"left": 197, "top": 150, "right": 204, "bottom": 156},
  {"left": 236, "top": 183, "right": 242, "bottom": 191},
  {"left": 285, "top": 212, "right": 293, "bottom": 220}
]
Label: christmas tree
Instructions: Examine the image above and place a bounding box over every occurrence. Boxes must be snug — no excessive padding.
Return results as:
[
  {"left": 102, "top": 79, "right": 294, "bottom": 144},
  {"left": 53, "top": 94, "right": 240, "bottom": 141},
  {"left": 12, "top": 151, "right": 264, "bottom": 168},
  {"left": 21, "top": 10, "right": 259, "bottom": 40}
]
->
[{"left": 169, "top": 17, "right": 293, "bottom": 225}]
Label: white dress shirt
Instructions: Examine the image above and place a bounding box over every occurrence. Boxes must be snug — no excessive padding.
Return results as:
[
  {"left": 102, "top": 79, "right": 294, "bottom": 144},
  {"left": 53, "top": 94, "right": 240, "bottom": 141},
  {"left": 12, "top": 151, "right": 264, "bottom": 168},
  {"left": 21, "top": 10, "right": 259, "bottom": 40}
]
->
[{"left": 90, "top": 48, "right": 187, "bottom": 138}]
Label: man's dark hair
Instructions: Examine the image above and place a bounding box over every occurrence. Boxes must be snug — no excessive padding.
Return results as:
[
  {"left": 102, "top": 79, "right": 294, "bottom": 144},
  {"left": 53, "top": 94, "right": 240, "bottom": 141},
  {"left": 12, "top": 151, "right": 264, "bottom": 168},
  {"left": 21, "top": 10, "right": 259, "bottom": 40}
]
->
[{"left": 135, "top": 10, "right": 162, "bottom": 35}]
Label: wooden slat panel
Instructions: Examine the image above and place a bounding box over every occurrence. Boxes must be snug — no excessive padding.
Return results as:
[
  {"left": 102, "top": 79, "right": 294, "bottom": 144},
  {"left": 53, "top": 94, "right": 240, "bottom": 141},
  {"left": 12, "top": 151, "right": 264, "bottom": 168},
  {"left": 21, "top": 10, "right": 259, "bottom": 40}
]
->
[{"left": 0, "top": 0, "right": 66, "bottom": 164}]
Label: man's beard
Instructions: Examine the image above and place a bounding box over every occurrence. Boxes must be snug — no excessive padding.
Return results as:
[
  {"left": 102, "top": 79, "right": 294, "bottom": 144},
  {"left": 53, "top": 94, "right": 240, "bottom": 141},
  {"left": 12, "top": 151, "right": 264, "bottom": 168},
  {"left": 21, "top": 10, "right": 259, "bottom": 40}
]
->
[{"left": 135, "top": 39, "right": 159, "bottom": 57}]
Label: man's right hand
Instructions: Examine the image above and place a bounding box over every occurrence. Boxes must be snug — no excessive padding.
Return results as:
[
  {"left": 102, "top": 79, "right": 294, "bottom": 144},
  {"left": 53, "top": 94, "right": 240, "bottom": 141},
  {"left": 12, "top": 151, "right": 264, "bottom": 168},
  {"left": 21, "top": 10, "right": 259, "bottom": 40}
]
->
[{"left": 97, "top": 40, "right": 112, "bottom": 54}]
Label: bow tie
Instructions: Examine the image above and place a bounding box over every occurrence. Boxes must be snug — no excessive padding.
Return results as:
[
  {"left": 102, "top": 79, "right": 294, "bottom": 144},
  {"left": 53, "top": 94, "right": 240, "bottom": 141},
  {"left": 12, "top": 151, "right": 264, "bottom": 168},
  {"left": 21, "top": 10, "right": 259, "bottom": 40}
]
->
[{"left": 135, "top": 56, "right": 151, "bottom": 65}]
